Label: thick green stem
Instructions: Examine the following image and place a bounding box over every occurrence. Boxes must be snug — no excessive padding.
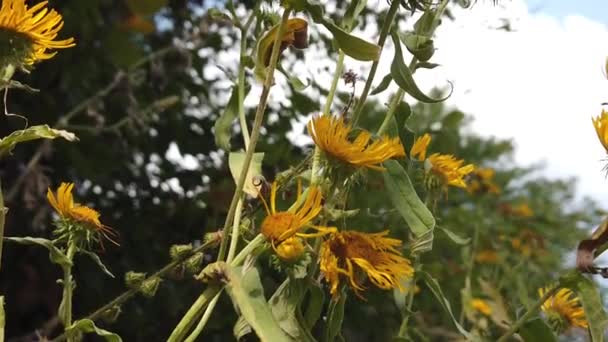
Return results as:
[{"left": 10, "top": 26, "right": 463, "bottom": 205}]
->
[
  {"left": 377, "top": 88, "right": 405, "bottom": 136},
  {"left": 351, "top": 0, "right": 401, "bottom": 126},
  {"left": 496, "top": 285, "right": 559, "bottom": 342},
  {"left": 237, "top": 2, "right": 260, "bottom": 149},
  {"left": 216, "top": 7, "right": 293, "bottom": 261},
  {"left": 322, "top": 51, "right": 345, "bottom": 116},
  {"left": 166, "top": 286, "right": 222, "bottom": 342},
  {"left": 183, "top": 291, "right": 222, "bottom": 342},
  {"left": 397, "top": 258, "right": 419, "bottom": 337},
  {"left": 62, "top": 242, "right": 77, "bottom": 342}
]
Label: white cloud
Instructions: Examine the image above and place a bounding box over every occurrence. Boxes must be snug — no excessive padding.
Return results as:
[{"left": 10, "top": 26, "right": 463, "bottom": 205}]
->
[{"left": 426, "top": 1, "right": 608, "bottom": 202}]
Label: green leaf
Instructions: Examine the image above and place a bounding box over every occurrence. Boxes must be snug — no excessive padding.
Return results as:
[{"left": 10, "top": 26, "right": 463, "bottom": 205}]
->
[
  {"left": 233, "top": 316, "right": 253, "bottom": 340},
  {"left": 80, "top": 249, "right": 115, "bottom": 278},
  {"left": 438, "top": 226, "right": 470, "bottom": 245},
  {"left": 559, "top": 271, "right": 608, "bottom": 342},
  {"left": 419, "top": 271, "right": 471, "bottom": 338},
  {"left": 415, "top": 62, "right": 440, "bottom": 70},
  {"left": 303, "top": 282, "right": 324, "bottom": 330},
  {"left": 0, "top": 125, "right": 77, "bottom": 157},
  {"left": 324, "top": 22, "right": 380, "bottom": 61},
  {"left": 519, "top": 318, "right": 557, "bottom": 342},
  {"left": 269, "top": 279, "right": 316, "bottom": 342},
  {"left": 66, "top": 319, "right": 122, "bottom": 342},
  {"left": 214, "top": 84, "right": 250, "bottom": 151},
  {"left": 225, "top": 265, "right": 291, "bottom": 342},
  {"left": 303, "top": 0, "right": 379, "bottom": 61},
  {"left": 324, "top": 290, "right": 346, "bottom": 342},
  {"left": 390, "top": 31, "right": 451, "bottom": 103},
  {"left": 403, "top": 33, "right": 435, "bottom": 62},
  {"left": 4, "top": 237, "right": 71, "bottom": 267},
  {"left": 370, "top": 73, "right": 393, "bottom": 96},
  {"left": 413, "top": 9, "right": 440, "bottom": 36},
  {"left": 382, "top": 160, "right": 435, "bottom": 237},
  {"left": 228, "top": 152, "right": 264, "bottom": 197},
  {"left": 343, "top": 0, "right": 368, "bottom": 31}
]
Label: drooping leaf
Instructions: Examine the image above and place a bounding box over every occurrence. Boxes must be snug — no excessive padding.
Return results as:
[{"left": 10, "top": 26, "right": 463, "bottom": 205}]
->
[
  {"left": 214, "top": 84, "right": 251, "bottom": 151},
  {"left": 80, "top": 249, "right": 115, "bottom": 278},
  {"left": 228, "top": 152, "right": 264, "bottom": 197},
  {"left": 66, "top": 319, "right": 122, "bottom": 342},
  {"left": 390, "top": 31, "right": 451, "bottom": 103},
  {"left": 402, "top": 33, "right": 435, "bottom": 62},
  {"left": 303, "top": 0, "right": 379, "bottom": 61},
  {"left": 438, "top": 226, "right": 470, "bottom": 245},
  {"left": 382, "top": 160, "right": 435, "bottom": 237},
  {"left": 415, "top": 62, "right": 440, "bottom": 70},
  {"left": 559, "top": 270, "right": 608, "bottom": 342},
  {"left": 519, "top": 318, "right": 557, "bottom": 342},
  {"left": 342, "top": 0, "right": 368, "bottom": 31},
  {"left": 4, "top": 237, "right": 71, "bottom": 267},
  {"left": 370, "top": 73, "right": 393, "bottom": 96},
  {"left": 225, "top": 265, "right": 291, "bottom": 342},
  {"left": 419, "top": 271, "right": 471, "bottom": 338},
  {"left": 233, "top": 316, "right": 253, "bottom": 340},
  {"left": 0, "top": 125, "right": 77, "bottom": 157}
]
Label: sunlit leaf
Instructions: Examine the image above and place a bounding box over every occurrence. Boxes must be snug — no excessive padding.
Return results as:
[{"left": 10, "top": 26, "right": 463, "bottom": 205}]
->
[
  {"left": 4, "top": 237, "right": 71, "bottom": 267},
  {"left": 214, "top": 84, "right": 251, "bottom": 151},
  {"left": 0, "top": 125, "right": 77, "bottom": 157},
  {"left": 254, "top": 18, "right": 308, "bottom": 80},
  {"left": 269, "top": 279, "right": 316, "bottom": 341},
  {"left": 370, "top": 73, "right": 392, "bottom": 96},
  {"left": 228, "top": 152, "right": 264, "bottom": 197},
  {"left": 67, "top": 319, "right": 122, "bottom": 342},
  {"left": 438, "top": 226, "right": 470, "bottom": 245}
]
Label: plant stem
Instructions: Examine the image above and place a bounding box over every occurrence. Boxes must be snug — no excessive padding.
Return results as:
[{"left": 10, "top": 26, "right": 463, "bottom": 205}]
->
[
  {"left": 62, "top": 241, "right": 77, "bottom": 342},
  {"left": 322, "top": 51, "right": 345, "bottom": 116},
  {"left": 496, "top": 285, "right": 559, "bottom": 342},
  {"left": 0, "top": 180, "right": 5, "bottom": 342},
  {"left": 377, "top": 88, "right": 405, "bottom": 136},
  {"left": 237, "top": 3, "right": 260, "bottom": 148},
  {"left": 226, "top": 198, "right": 244, "bottom": 263},
  {"left": 183, "top": 291, "right": 222, "bottom": 342},
  {"left": 351, "top": 0, "right": 401, "bottom": 126},
  {"left": 216, "top": 7, "right": 293, "bottom": 261},
  {"left": 168, "top": 234, "right": 265, "bottom": 342},
  {"left": 397, "top": 258, "right": 419, "bottom": 337}
]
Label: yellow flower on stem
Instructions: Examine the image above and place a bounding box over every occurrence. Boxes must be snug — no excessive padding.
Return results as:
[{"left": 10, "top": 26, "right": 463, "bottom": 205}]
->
[
  {"left": 410, "top": 133, "right": 431, "bottom": 161},
  {"left": 260, "top": 181, "right": 335, "bottom": 259},
  {"left": 47, "top": 182, "right": 118, "bottom": 247},
  {"left": 539, "top": 287, "right": 588, "bottom": 332},
  {"left": 319, "top": 230, "right": 413, "bottom": 298},
  {"left": 471, "top": 298, "right": 492, "bottom": 316},
  {"left": 592, "top": 109, "right": 608, "bottom": 152},
  {"left": 427, "top": 153, "right": 475, "bottom": 188},
  {"left": 467, "top": 168, "right": 501, "bottom": 195},
  {"left": 0, "top": 0, "right": 75, "bottom": 67},
  {"left": 307, "top": 115, "right": 406, "bottom": 171}
]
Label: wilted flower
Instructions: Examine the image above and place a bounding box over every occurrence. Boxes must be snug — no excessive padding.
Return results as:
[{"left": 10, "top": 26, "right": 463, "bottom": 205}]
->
[
  {"left": 467, "top": 168, "right": 501, "bottom": 195},
  {"left": 0, "top": 0, "right": 75, "bottom": 68},
  {"left": 539, "top": 287, "right": 587, "bottom": 332},
  {"left": 319, "top": 230, "right": 413, "bottom": 298},
  {"left": 307, "top": 115, "right": 405, "bottom": 171}
]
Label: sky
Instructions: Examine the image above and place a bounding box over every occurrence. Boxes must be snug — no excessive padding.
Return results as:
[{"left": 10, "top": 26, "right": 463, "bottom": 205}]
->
[{"left": 321, "top": 0, "right": 608, "bottom": 203}]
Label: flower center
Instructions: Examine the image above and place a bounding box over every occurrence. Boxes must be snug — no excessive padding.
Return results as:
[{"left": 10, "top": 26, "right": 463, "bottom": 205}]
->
[{"left": 261, "top": 212, "right": 298, "bottom": 242}]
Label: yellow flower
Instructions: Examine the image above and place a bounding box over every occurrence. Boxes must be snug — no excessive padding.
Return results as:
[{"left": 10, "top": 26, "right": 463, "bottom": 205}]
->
[
  {"left": 475, "top": 249, "right": 499, "bottom": 264},
  {"left": 307, "top": 115, "right": 405, "bottom": 171},
  {"left": 0, "top": 0, "right": 75, "bottom": 66},
  {"left": 410, "top": 133, "right": 431, "bottom": 161},
  {"left": 47, "top": 182, "right": 117, "bottom": 245},
  {"left": 592, "top": 109, "right": 608, "bottom": 152},
  {"left": 260, "top": 181, "right": 334, "bottom": 258},
  {"left": 511, "top": 203, "right": 533, "bottom": 217},
  {"left": 539, "top": 287, "right": 588, "bottom": 331},
  {"left": 319, "top": 230, "right": 413, "bottom": 298},
  {"left": 427, "top": 153, "right": 475, "bottom": 188},
  {"left": 467, "top": 168, "right": 501, "bottom": 195},
  {"left": 275, "top": 236, "right": 305, "bottom": 261},
  {"left": 471, "top": 298, "right": 492, "bottom": 316}
]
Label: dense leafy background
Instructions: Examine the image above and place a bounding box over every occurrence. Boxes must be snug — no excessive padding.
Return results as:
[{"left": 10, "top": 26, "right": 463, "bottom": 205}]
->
[{"left": 0, "top": 0, "right": 602, "bottom": 341}]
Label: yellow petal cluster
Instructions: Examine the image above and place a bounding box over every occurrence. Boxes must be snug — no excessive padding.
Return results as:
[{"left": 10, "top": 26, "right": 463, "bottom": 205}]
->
[
  {"left": 592, "top": 109, "right": 608, "bottom": 152},
  {"left": 319, "top": 230, "right": 413, "bottom": 298},
  {"left": 410, "top": 133, "right": 431, "bottom": 161},
  {"left": 260, "top": 181, "right": 334, "bottom": 260},
  {"left": 427, "top": 153, "right": 475, "bottom": 188},
  {"left": 539, "top": 287, "right": 588, "bottom": 330},
  {"left": 0, "top": 0, "right": 75, "bottom": 65},
  {"left": 307, "top": 115, "right": 405, "bottom": 171},
  {"left": 471, "top": 298, "right": 492, "bottom": 316},
  {"left": 47, "top": 182, "right": 117, "bottom": 245},
  {"left": 467, "top": 168, "right": 501, "bottom": 195}
]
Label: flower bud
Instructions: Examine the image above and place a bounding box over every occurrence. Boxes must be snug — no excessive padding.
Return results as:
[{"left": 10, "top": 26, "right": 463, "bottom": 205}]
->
[
  {"left": 140, "top": 277, "right": 161, "bottom": 298},
  {"left": 125, "top": 271, "right": 146, "bottom": 290},
  {"left": 170, "top": 244, "right": 193, "bottom": 261},
  {"left": 185, "top": 252, "right": 204, "bottom": 275},
  {"left": 100, "top": 305, "right": 122, "bottom": 324}
]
